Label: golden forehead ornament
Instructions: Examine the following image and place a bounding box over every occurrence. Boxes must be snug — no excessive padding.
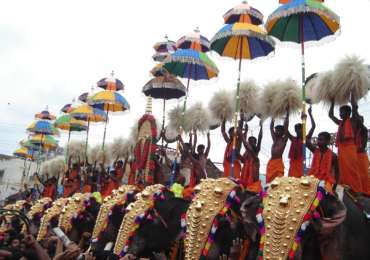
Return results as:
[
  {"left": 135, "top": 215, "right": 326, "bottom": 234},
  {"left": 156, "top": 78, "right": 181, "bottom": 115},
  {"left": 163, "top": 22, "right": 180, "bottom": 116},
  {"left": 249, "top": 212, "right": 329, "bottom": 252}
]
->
[
  {"left": 184, "top": 178, "right": 237, "bottom": 260},
  {"left": 113, "top": 184, "right": 164, "bottom": 256},
  {"left": 92, "top": 185, "right": 137, "bottom": 240},
  {"left": 262, "top": 176, "right": 320, "bottom": 260}
]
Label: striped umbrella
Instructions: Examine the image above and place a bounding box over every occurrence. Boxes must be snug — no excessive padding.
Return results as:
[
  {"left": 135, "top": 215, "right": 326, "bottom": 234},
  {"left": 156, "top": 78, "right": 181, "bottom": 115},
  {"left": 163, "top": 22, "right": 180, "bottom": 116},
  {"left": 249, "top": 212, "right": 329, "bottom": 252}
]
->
[
  {"left": 55, "top": 115, "right": 87, "bottom": 160},
  {"left": 223, "top": 1, "right": 264, "bottom": 25},
  {"left": 176, "top": 27, "right": 211, "bottom": 52},
  {"left": 97, "top": 72, "right": 124, "bottom": 91},
  {"left": 142, "top": 75, "right": 186, "bottom": 133},
  {"left": 13, "top": 147, "right": 35, "bottom": 160},
  {"left": 29, "top": 134, "right": 58, "bottom": 151},
  {"left": 35, "top": 110, "right": 56, "bottom": 121},
  {"left": 20, "top": 139, "right": 42, "bottom": 152},
  {"left": 60, "top": 104, "right": 74, "bottom": 113},
  {"left": 89, "top": 91, "right": 130, "bottom": 150},
  {"left": 153, "top": 35, "right": 177, "bottom": 62},
  {"left": 69, "top": 104, "right": 107, "bottom": 158},
  {"left": 163, "top": 48, "right": 218, "bottom": 126},
  {"left": 78, "top": 92, "right": 89, "bottom": 103},
  {"left": 150, "top": 63, "right": 169, "bottom": 77},
  {"left": 27, "top": 120, "right": 59, "bottom": 135},
  {"left": 211, "top": 17, "right": 275, "bottom": 177},
  {"left": 266, "top": 0, "right": 340, "bottom": 174}
]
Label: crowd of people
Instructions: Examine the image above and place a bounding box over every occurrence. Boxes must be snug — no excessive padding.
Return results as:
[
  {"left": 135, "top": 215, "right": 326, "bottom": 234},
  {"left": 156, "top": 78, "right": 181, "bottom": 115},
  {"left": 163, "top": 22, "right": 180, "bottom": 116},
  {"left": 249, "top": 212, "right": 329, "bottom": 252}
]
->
[
  {"left": 12, "top": 98, "right": 370, "bottom": 206},
  {"left": 221, "top": 98, "right": 369, "bottom": 195}
]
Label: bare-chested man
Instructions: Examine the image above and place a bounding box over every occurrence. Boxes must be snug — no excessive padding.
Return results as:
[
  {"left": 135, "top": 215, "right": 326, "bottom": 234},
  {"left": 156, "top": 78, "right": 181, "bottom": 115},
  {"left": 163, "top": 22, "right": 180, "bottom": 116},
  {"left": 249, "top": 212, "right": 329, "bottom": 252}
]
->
[
  {"left": 266, "top": 110, "right": 289, "bottom": 183},
  {"left": 221, "top": 119, "right": 243, "bottom": 179},
  {"left": 240, "top": 120, "right": 263, "bottom": 186}
]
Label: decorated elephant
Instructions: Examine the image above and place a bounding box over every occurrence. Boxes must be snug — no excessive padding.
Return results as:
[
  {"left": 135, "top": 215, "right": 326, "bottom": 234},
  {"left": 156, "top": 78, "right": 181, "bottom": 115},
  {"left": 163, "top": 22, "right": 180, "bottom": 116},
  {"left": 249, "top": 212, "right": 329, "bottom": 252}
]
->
[
  {"left": 0, "top": 200, "right": 33, "bottom": 234},
  {"left": 90, "top": 185, "right": 139, "bottom": 259},
  {"left": 239, "top": 176, "right": 369, "bottom": 260},
  {"left": 113, "top": 184, "right": 190, "bottom": 259},
  {"left": 58, "top": 192, "right": 101, "bottom": 244},
  {"left": 36, "top": 197, "right": 69, "bottom": 241},
  {"left": 114, "top": 178, "right": 254, "bottom": 260},
  {"left": 21, "top": 197, "right": 53, "bottom": 235}
]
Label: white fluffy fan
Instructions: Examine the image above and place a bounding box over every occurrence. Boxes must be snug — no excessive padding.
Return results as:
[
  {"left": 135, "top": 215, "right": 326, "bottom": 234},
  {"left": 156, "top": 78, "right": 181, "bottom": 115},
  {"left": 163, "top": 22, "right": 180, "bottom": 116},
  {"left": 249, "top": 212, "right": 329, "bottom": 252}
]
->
[
  {"left": 109, "top": 138, "right": 127, "bottom": 160},
  {"left": 48, "top": 156, "right": 65, "bottom": 178},
  {"left": 66, "top": 141, "right": 86, "bottom": 162},
  {"left": 258, "top": 81, "right": 279, "bottom": 119},
  {"left": 331, "top": 55, "right": 370, "bottom": 104},
  {"left": 270, "top": 79, "right": 301, "bottom": 118},
  {"left": 185, "top": 102, "right": 211, "bottom": 133},
  {"left": 259, "top": 79, "right": 301, "bottom": 119},
  {"left": 208, "top": 90, "right": 234, "bottom": 122},
  {"left": 88, "top": 145, "right": 110, "bottom": 165},
  {"left": 312, "top": 71, "right": 335, "bottom": 105},
  {"left": 238, "top": 80, "right": 260, "bottom": 117},
  {"left": 168, "top": 105, "right": 189, "bottom": 132}
]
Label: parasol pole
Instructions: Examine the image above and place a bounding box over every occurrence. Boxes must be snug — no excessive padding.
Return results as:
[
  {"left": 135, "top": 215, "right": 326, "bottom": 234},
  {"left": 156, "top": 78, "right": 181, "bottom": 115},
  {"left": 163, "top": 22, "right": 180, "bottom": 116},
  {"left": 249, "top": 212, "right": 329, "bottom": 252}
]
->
[
  {"left": 85, "top": 119, "right": 90, "bottom": 164},
  {"left": 231, "top": 38, "right": 243, "bottom": 178},
  {"left": 161, "top": 98, "right": 166, "bottom": 148},
  {"left": 65, "top": 128, "right": 71, "bottom": 163},
  {"left": 102, "top": 105, "right": 110, "bottom": 151},
  {"left": 300, "top": 13, "right": 307, "bottom": 175}
]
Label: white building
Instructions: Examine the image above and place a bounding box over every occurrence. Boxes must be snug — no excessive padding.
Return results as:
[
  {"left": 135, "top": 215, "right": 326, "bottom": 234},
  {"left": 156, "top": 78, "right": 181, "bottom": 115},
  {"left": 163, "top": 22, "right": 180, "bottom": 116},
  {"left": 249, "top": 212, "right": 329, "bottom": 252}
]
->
[{"left": 0, "top": 154, "right": 38, "bottom": 202}]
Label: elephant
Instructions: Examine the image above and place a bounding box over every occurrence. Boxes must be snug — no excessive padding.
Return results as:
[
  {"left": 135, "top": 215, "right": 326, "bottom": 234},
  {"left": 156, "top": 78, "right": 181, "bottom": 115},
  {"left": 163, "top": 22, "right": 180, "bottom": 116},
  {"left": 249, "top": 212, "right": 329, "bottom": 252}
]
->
[
  {"left": 117, "top": 179, "right": 252, "bottom": 260},
  {"left": 239, "top": 178, "right": 370, "bottom": 260},
  {"left": 91, "top": 187, "right": 138, "bottom": 260}
]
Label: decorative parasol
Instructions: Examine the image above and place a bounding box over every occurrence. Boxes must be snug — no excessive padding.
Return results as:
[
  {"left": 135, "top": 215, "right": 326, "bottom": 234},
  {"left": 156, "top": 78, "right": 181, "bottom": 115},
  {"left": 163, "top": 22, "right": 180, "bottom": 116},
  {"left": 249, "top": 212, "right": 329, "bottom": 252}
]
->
[
  {"left": 27, "top": 120, "right": 59, "bottom": 135},
  {"left": 60, "top": 104, "right": 74, "bottom": 113},
  {"left": 35, "top": 109, "right": 56, "bottom": 121},
  {"left": 223, "top": 1, "right": 264, "bottom": 25},
  {"left": 89, "top": 90, "right": 130, "bottom": 150},
  {"left": 142, "top": 74, "right": 186, "bottom": 137},
  {"left": 13, "top": 147, "right": 35, "bottom": 160},
  {"left": 29, "top": 134, "right": 58, "bottom": 151},
  {"left": 69, "top": 104, "right": 107, "bottom": 159},
  {"left": 153, "top": 35, "right": 177, "bottom": 62},
  {"left": 78, "top": 92, "right": 89, "bottom": 103},
  {"left": 150, "top": 63, "right": 169, "bottom": 77},
  {"left": 163, "top": 48, "right": 218, "bottom": 128},
  {"left": 266, "top": 0, "right": 340, "bottom": 174},
  {"left": 97, "top": 71, "right": 124, "bottom": 91},
  {"left": 176, "top": 27, "right": 211, "bottom": 52},
  {"left": 211, "top": 6, "right": 275, "bottom": 177},
  {"left": 55, "top": 115, "right": 87, "bottom": 156}
]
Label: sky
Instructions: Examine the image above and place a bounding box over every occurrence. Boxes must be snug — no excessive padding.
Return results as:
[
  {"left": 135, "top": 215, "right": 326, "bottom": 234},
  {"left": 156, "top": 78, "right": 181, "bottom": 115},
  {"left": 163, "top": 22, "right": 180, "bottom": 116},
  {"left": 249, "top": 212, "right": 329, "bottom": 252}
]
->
[{"left": 1, "top": 0, "right": 370, "bottom": 173}]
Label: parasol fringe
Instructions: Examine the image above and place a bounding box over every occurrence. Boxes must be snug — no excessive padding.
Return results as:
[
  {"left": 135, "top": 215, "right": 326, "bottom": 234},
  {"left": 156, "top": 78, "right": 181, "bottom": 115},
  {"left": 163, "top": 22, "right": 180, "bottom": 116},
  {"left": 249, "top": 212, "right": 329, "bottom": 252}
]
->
[
  {"left": 208, "top": 89, "right": 234, "bottom": 122},
  {"left": 266, "top": 5, "right": 340, "bottom": 26},
  {"left": 210, "top": 29, "right": 275, "bottom": 47},
  {"left": 163, "top": 56, "right": 219, "bottom": 74}
]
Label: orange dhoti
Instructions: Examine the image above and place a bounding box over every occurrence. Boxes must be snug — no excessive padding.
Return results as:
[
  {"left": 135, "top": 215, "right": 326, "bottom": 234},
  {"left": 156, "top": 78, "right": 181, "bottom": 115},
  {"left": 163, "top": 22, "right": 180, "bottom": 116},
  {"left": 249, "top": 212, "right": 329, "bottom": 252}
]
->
[
  {"left": 357, "top": 152, "right": 369, "bottom": 194},
  {"left": 338, "top": 143, "right": 362, "bottom": 193},
  {"left": 223, "top": 160, "right": 241, "bottom": 179},
  {"left": 288, "top": 159, "right": 303, "bottom": 178},
  {"left": 266, "top": 159, "right": 284, "bottom": 183}
]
